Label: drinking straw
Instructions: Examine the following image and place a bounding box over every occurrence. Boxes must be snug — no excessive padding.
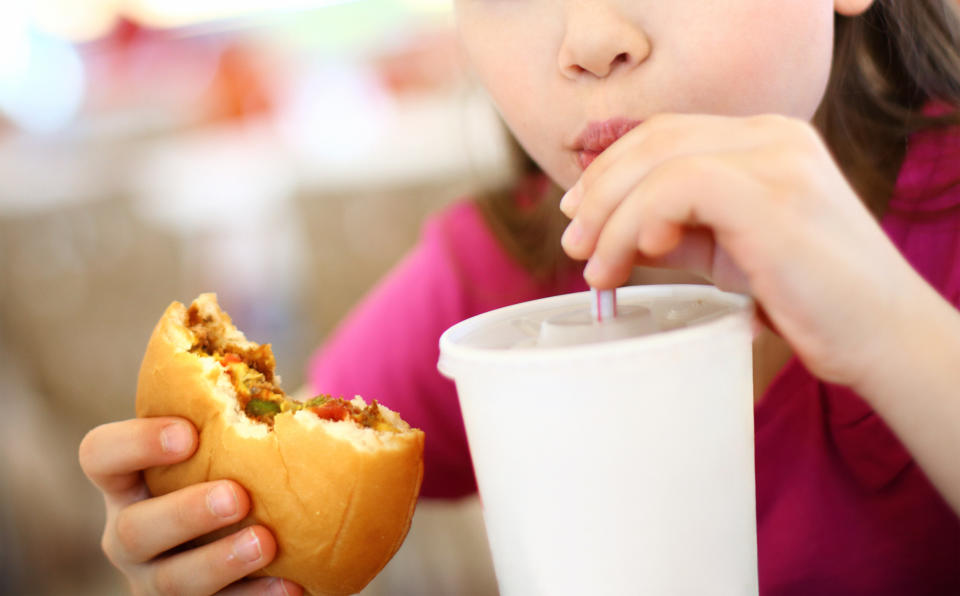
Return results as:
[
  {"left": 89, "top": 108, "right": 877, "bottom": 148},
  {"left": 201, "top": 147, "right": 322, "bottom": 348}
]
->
[{"left": 590, "top": 288, "right": 617, "bottom": 322}]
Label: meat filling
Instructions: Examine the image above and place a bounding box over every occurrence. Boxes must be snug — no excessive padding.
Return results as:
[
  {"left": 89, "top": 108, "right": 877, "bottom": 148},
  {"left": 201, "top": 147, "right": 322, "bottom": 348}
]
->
[{"left": 186, "top": 305, "right": 397, "bottom": 432}]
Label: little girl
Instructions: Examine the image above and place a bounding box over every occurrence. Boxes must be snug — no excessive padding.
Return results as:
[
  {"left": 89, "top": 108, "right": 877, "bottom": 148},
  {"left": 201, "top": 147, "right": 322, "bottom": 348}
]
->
[{"left": 80, "top": 1, "right": 960, "bottom": 594}]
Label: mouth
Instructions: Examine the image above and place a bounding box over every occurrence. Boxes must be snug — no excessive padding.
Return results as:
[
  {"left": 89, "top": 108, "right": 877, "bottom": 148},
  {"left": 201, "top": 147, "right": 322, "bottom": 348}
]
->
[{"left": 573, "top": 118, "right": 642, "bottom": 169}]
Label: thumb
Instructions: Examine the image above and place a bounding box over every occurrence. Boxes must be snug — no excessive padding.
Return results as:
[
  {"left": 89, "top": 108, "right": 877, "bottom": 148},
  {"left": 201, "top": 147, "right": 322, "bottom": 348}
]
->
[{"left": 633, "top": 227, "right": 751, "bottom": 294}]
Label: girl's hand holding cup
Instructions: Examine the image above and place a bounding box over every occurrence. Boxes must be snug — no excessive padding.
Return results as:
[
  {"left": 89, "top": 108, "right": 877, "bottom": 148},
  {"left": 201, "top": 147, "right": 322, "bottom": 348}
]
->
[{"left": 559, "top": 113, "right": 945, "bottom": 396}]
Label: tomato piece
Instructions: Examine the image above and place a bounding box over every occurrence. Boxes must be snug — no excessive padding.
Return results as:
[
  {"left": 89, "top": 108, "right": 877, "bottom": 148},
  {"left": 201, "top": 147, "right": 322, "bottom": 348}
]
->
[
  {"left": 311, "top": 402, "right": 349, "bottom": 422},
  {"left": 219, "top": 353, "right": 243, "bottom": 366}
]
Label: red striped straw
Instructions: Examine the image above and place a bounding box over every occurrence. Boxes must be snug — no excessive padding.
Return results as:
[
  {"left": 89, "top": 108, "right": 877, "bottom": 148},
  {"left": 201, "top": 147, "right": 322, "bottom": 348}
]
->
[{"left": 590, "top": 288, "right": 617, "bottom": 322}]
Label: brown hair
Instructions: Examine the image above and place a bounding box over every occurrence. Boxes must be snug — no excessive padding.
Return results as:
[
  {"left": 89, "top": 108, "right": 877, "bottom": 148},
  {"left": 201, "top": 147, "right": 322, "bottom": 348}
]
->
[
  {"left": 817, "top": 0, "right": 960, "bottom": 215},
  {"left": 475, "top": 0, "right": 960, "bottom": 278},
  {"left": 474, "top": 138, "right": 571, "bottom": 280}
]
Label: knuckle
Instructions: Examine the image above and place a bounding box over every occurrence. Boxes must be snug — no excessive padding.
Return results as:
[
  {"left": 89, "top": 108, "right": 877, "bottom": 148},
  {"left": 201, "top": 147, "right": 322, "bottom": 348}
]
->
[
  {"left": 783, "top": 118, "right": 821, "bottom": 151},
  {"left": 639, "top": 131, "right": 678, "bottom": 163},
  {"left": 749, "top": 113, "right": 790, "bottom": 131},
  {"left": 579, "top": 164, "right": 602, "bottom": 190},
  {"left": 113, "top": 508, "right": 143, "bottom": 560},
  {"left": 101, "top": 529, "right": 123, "bottom": 568},
  {"left": 150, "top": 566, "right": 180, "bottom": 596},
  {"left": 634, "top": 188, "right": 659, "bottom": 221},
  {"left": 770, "top": 140, "right": 820, "bottom": 187},
  {"left": 646, "top": 112, "right": 676, "bottom": 129},
  {"left": 77, "top": 425, "right": 103, "bottom": 473},
  {"left": 648, "top": 154, "right": 725, "bottom": 204},
  {"left": 752, "top": 114, "right": 821, "bottom": 150},
  {"left": 77, "top": 433, "right": 92, "bottom": 469},
  {"left": 642, "top": 126, "right": 671, "bottom": 150},
  {"left": 575, "top": 194, "right": 605, "bottom": 229},
  {"left": 667, "top": 154, "right": 713, "bottom": 179},
  {"left": 747, "top": 115, "right": 826, "bottom": 176}
]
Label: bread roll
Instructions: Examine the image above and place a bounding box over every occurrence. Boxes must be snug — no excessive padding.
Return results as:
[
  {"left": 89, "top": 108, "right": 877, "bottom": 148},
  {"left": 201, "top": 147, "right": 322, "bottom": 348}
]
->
[{"left": 136, "top": 293, "right": 424, "bottom": 595}]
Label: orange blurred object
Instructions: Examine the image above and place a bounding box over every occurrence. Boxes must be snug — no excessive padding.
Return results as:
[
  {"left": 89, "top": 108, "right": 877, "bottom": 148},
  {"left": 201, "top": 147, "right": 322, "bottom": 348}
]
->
[
  {"left": 374, "top": 30, "right": 465, "bottom": 96},
  {"left": 203, "top": 44, "right": 275, "bottom": 123},
  {"left": 80, "top": 18, "right": 274, "bottom": 127}
]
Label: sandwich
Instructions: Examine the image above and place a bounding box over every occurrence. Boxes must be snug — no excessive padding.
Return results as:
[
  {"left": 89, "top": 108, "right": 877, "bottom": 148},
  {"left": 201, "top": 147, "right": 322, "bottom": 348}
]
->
[{"left": 136, "top": 293, "right": 424, "bottom": 595}]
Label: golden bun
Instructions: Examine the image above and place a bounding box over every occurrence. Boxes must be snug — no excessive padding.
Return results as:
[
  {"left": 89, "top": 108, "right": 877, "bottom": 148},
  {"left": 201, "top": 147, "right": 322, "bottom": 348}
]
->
[{"left": 136, "top": 293, "right": 425, "bottom": 595}]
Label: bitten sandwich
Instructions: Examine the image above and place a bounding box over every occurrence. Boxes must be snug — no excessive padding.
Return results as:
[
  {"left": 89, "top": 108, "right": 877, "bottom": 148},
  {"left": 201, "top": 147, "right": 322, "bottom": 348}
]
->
[{"left": 136, "top": 293, "right": 424, "bottom": 595}]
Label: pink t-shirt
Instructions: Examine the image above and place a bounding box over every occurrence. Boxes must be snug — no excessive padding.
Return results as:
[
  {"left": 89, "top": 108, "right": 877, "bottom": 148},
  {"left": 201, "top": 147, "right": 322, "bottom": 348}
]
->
[
  {"left": 308, "top": 194, "right": 587, "bottom": 498},
  {"left": 308, "top": 122, "right": 960, "bottom": 593}
]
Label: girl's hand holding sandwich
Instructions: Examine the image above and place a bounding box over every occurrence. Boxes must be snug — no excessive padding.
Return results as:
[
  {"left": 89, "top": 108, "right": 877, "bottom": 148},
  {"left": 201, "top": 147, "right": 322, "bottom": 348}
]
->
[{"left": 79, "top": 417, "right": 301, "bottom": 596}]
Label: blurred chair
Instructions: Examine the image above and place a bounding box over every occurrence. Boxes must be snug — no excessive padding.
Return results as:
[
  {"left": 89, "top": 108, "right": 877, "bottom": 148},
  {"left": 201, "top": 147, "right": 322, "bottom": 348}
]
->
[{"left": 0, "top": 191, "right": 180, "bottom": 594}]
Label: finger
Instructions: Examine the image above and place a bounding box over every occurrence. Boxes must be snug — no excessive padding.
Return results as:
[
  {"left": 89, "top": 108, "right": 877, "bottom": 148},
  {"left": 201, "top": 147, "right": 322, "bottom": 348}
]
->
[
  {"left": 588, "top": 113, "right": 796, "bottom": 185},
  {"left": 581, "top": 181, "right": 666, "bottom": 287},
  {"left": 562, "top": 113, "right": 777, "bottom": 220},
  {"left": 585, "top": 153, "right": 768, "bottom": 289},
  {"left": 564, "top": 149, "right": 658, "bottom": 261},
  {"left": 563, "top": 115, "right": 779, "bottom": 261},
  {"left": 148, "top": 525, "right": 278, "bottom": 596},
  {"left": 631, "top": 227, "right": 717, "bottom": 279},
  {"left": 79, "top": 418, "right": 197, "bottom": 501},
  {"left": 583, "top": 114, "right": 719, "bottom": 181},
  {"left": 631, "top": 231, "right": 751, "bottom": 294},
  {"left": 561, "top": 114, "right": 692, "bottom": 218},
  {"left": 634, "top": 153, "right": 773, "bottom": 263},
  {"left": 111, "top": 480, "right": 250, "bottom": 564},
  {"left": 219, "top": 577, "right": 304, "bottom": 596}
]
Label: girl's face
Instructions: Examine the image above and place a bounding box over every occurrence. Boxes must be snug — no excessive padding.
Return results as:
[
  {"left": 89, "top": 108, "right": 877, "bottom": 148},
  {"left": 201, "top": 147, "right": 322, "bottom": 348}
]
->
[{"left": 454, "top": 0, "right": 871, "bottom": 190}]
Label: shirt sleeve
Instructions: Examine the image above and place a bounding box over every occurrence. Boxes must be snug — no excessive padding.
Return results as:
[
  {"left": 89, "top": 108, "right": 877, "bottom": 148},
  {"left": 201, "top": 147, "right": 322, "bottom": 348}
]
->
[
  {"left": 825, "top": 117, "right": 960, "bottom": 490},
  {"left": 305, "top": 204, "right": 480, "bottom": 499}
]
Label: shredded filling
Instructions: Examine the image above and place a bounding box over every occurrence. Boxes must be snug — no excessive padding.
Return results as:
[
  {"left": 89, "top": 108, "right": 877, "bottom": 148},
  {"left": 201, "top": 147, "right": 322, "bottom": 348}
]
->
[{"left": 186, "top": 304, "right": 398, "bottom": 432}]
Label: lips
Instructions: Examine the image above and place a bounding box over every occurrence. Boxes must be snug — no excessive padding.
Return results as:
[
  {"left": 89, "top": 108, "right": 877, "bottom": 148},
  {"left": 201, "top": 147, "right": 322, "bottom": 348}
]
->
[{"left": 574, "top": 118, "right": 642, "bottom": 169}]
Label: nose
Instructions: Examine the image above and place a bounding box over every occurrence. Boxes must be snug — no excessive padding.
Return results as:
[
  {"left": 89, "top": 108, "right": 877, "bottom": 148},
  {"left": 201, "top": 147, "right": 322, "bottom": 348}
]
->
[{"left": 557, "top": 0, "right": 651, "bottom": 79}]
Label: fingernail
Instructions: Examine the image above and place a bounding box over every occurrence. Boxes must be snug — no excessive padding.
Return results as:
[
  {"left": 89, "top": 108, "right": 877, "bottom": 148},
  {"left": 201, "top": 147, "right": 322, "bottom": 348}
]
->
[
  {"left": 206, "top": 484, "right": 238, "bottom": 518},
  {"left": 160, "top": 423, "right": 192, "bottom": 454},
  {"left": 232, "top": 528, "right": 262, "bottom": 563},
  {"left": 267, "top": 577, "right": 295, "bottom": 596},
  {"left": 561, "top": 219, "right": 583, "bottom": 249}
]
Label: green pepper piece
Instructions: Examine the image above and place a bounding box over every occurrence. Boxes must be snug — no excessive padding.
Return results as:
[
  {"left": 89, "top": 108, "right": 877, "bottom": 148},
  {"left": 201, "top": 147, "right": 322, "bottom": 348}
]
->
[
  {"left": 246, "top": 399, "right": 281, "bottom": 418},
  {"left": 304, "top": 395, "right": 330, "bottom": 408}
]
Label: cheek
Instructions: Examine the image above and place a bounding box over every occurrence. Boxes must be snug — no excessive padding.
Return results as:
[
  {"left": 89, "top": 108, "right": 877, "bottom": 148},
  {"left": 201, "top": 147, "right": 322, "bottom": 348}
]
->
[
  {"left": 456, "top": 6, "right": 547, "bottom": 108},
  {"left": 456, "top": 9, "right": 570, "bottom": 181},
  {"left": 461, "top": 36, "right": 539, "bottom": 126},
  {"left": 669, "top": 2, "right": 835, "bottom": 120},
  {"left": 470, "top": 43, "right": 538, "bottom": 124}
]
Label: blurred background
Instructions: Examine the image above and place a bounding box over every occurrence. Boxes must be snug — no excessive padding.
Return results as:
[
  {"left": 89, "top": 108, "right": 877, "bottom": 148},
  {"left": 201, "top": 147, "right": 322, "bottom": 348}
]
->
[{"left": 0, "top": 1, "right": 508, "bottom": 594}]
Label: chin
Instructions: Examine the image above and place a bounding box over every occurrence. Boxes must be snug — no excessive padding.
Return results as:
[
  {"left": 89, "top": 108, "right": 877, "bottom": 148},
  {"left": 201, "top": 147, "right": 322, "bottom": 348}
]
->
[{"left": 535, "top": 158, "right": 577, "bottom": 190}]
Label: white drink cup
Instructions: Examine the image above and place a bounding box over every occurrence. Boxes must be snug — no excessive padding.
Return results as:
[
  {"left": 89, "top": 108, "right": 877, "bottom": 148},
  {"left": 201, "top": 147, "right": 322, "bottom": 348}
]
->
[{"left": 438, "top": 285, "right": 758, "bottom": 596}]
